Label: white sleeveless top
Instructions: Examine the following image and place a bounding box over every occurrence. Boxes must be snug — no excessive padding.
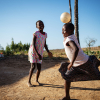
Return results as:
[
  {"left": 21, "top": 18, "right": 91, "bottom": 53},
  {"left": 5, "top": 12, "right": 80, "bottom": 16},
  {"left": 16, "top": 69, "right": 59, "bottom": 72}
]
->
[{"left": 63, "top": 34, "right": 89, "bottom": 67}]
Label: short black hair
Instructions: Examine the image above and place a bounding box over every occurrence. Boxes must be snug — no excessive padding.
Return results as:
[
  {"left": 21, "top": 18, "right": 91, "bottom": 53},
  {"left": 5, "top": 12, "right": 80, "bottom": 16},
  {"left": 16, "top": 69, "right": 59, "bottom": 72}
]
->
[
  {"left": 36, "top": 20, "right": 44, "bottom": 27},
  {"left": 64, "top": 23, "right": 74, "bottom": 31}
]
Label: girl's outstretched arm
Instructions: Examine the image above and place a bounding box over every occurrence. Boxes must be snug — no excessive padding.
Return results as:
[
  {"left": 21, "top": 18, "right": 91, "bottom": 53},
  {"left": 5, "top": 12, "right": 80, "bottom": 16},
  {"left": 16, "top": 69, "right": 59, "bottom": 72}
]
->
[
  {"left": 44, "top": 40, "right": 53, "bottom": 58},
  {"left": 33, "top": 36, "right": 42, "bottom": 60},
  {"left": 44, "top": 40, "right": 49, "bottom": 53},
  {"left": 67, "top": 41, "right": 79, "bottom": 70}
]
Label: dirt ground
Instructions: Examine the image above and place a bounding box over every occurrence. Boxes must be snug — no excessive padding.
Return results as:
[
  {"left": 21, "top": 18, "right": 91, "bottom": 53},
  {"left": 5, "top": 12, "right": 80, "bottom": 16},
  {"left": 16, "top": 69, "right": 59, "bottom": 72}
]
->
[{"left": 0, "top": 56, "right": 100, "bottom": 100}]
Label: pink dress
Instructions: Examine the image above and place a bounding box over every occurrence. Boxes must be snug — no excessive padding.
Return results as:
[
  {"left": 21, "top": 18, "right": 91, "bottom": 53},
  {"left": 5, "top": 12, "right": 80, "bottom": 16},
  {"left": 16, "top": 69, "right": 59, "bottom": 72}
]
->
[{"left": 28, "top": 31, "right": 47, "bottom": 63}]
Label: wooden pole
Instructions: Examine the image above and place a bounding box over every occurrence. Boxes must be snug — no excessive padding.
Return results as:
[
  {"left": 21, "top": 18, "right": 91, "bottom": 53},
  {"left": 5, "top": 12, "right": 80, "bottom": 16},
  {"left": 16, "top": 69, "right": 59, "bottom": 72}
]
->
[{"left": 69, "top": 0, "right": 72, "bottom": 22}]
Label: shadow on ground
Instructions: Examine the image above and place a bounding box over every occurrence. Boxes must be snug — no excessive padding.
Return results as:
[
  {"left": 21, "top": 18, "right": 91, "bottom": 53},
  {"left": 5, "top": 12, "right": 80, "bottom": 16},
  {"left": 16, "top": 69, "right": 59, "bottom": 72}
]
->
[
  {"left": 0, "top": 55, "right": 100, "bottom": 92},
  {"left": 0, "top": 55, "right": 68, "bottom": 86},
  {"left": 31, "top": 83, "right": 100, "bottom": 91}
]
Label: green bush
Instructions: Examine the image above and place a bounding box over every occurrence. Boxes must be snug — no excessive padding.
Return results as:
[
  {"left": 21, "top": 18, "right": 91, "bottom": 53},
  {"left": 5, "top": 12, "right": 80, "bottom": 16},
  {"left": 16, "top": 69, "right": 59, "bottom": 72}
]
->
[
  {"left": 84, "top": 50, "right": 96, "bottom": 56},
  {"left": 97, "top": 53, "right": 100, "bottom": 59},
  {"left": 97, "top": 51, "right": 99, "bottom": 54}
]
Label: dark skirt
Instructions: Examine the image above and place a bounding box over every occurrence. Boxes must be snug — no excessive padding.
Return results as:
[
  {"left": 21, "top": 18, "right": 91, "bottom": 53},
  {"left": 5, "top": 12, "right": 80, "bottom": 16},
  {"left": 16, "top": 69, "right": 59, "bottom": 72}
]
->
[{"left": 59, "top": 55, "right": 100, "bottom": 82}]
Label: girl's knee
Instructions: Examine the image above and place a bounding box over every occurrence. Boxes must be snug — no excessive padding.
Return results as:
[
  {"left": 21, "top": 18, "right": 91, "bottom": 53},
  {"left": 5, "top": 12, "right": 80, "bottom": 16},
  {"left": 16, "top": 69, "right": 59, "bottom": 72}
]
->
[{"left": 31, "top": 63, "right": 36, "bottom": 69}]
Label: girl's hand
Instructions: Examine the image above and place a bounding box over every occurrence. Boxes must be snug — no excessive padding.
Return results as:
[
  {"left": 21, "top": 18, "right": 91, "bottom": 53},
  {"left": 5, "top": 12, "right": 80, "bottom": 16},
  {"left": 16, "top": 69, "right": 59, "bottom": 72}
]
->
[
  {"left": 48, "top": 52, "right": 53, "bottom": 58},
  {"left": 67, "top": 63, "right": 73, "bottom": 70},
  {"left": 38, "top": 54, "right": 42, "bottom": 60}
]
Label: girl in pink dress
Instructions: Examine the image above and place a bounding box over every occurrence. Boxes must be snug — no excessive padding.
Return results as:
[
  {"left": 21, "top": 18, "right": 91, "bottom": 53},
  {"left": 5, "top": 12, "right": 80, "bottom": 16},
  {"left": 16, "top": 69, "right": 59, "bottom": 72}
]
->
[{"left": 28, "top": 20, "right": 52, "bottom": 87}]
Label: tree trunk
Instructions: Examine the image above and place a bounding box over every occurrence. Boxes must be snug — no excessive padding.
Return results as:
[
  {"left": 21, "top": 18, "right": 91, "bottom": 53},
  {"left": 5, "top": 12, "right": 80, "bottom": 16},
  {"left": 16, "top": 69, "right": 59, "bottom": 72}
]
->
[
  {"left": 69, "top": 0, "right": 72, "bottom": 22},
  {"left": 74, "top": 0, "right": 80, "bottom": 44}
]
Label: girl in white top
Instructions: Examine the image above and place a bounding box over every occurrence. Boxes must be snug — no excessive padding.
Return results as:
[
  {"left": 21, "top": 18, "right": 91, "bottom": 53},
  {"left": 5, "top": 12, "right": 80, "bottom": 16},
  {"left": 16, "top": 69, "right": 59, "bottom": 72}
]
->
[
  {"left": 63, "top": 34, "right": 89, "bottom": 67},
  {"left": 59, "top": 23, "right": 100, "bottom": 100}
]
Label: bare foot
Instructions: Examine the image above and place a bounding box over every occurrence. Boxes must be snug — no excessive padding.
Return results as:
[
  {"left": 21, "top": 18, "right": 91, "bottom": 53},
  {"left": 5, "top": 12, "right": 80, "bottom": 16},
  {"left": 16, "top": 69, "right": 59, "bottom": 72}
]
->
[
  {"left": 36, "top": 81, "right": 40, "bottom": 85},
  {"left": 27, "top": 82, "right": 33, "bottom": 87}
]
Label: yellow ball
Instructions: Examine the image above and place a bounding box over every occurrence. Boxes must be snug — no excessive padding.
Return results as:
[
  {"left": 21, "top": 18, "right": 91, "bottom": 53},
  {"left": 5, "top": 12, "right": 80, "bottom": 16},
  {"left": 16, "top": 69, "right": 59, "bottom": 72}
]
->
[{"left": 60, "top": 12, "right": 71, "bottom": 23}]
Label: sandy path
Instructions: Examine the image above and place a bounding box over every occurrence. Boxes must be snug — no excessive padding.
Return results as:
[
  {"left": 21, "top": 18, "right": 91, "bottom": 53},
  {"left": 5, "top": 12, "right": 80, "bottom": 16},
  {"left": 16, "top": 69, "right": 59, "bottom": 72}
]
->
[{"left": 0, "top": 56, "right": 100, "bottom": 100}]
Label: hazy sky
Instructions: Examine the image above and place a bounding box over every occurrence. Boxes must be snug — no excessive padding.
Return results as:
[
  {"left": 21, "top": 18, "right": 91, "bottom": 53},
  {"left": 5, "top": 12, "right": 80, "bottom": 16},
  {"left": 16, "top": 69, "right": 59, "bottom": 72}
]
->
[{"left": 0, "top": 0, "right": 100, "bottom": 50}]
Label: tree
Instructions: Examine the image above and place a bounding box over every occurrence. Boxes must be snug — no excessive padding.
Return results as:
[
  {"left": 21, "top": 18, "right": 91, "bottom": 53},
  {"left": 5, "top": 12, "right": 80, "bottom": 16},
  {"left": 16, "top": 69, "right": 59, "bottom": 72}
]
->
[
  {"left": 69, "top": 0, "right": 72, "bottom": 22},
  {"left": 18, "top": 41, "right": 23, "bottom": 51},
  {"left": 6, "top": 44, "right": 10, "bottom": 52},
  {"left": 23, "top": 44, "right": 26, "bottom": 51},
  {"left": 74, "top": 0, "right": 80, "bottom": 44},
  {"left": 26, "top": 43, "right": 30, "bottom": 52},
  {"left": 14, "top": 43, "right": 18, "bottom": 52},
  {"left": 85, "top": 37, "right": 96, "bottom": 51},
  {"left": 6, "top": 44, "right": 11, "bottom": 56},
  {"left": 11, "top": 38, "right": 15, "bottom": 52}
]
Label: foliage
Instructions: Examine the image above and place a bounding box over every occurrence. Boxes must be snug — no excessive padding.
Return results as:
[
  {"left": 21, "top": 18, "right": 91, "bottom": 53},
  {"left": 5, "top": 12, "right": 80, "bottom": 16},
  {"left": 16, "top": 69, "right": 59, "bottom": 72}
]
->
[
  {"left": 98, "top": 53, "right": 100, "bottom": 59},
  {"left": 84, "top": 50, "right": 96, "bottom": 56},
  {"left": 1, "top": 38, "right": 30, "bottom": 56},
  {"left": 97, "top": 51, "right": 99, "bottom": 54},
  {"left": 85, "top": 37, "right": 96, "bottom": 51},
  {"left": 83, "top": 49, "right": 100, "bottom": 59},
  {"left": 11, "top": 38, "right": 15, "bottom": 52},
  {"left": 84, "top": 38, "right": 100, "bottom": 59}
]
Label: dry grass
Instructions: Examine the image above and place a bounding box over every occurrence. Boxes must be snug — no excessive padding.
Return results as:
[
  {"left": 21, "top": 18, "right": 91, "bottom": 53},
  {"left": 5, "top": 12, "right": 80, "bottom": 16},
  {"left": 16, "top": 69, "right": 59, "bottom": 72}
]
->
[
  {"left": 43, "top": 47, "right": 100, "bottom": 59},
  {"left": 43, "top": 49, "right": 65, "bottom": 58}
]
